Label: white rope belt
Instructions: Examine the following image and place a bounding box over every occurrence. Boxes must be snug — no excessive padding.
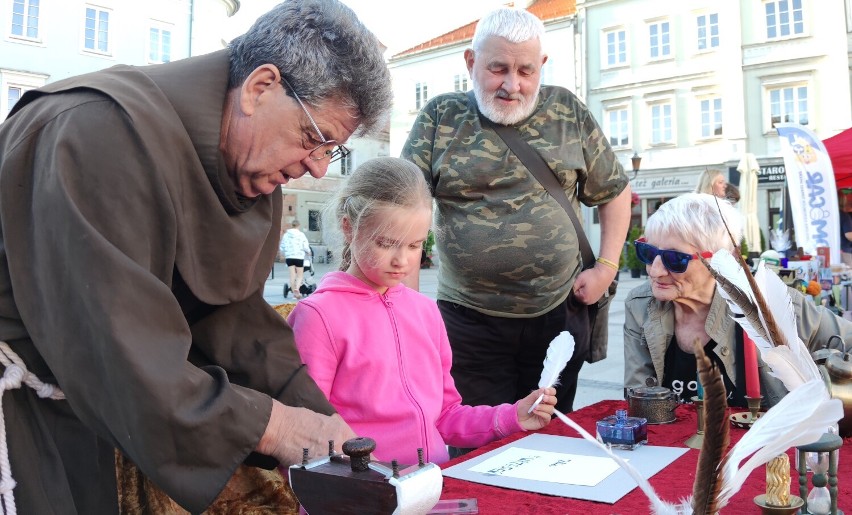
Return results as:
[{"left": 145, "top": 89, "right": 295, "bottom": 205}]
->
[{"left": 0, "top": 341, "right": 65, "bottom": 515}]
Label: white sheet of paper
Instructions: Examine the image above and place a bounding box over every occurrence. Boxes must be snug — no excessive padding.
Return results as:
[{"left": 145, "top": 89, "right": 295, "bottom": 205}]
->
[
  {"left": 444, "top": 434, "right": 689, "bottom": 504},
  {"left": 468, "top": 446, "right": 621, "bottom": 487}
]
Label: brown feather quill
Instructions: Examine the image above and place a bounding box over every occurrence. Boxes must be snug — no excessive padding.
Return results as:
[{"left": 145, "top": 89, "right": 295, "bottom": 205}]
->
[
  {"left": 691, "top": 338, "right": 730, "bottom": 515},
  {"left": 697, "top": 255, "right": 771, "bottom": 344}
]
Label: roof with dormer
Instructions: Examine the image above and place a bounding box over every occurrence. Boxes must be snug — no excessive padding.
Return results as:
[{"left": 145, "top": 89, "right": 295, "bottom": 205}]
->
[{"left": 390, "top": 0, "right": 575, "bottom": 60}]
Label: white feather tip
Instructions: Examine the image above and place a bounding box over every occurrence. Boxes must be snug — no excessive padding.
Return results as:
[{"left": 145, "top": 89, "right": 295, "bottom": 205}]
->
[{"left": 538, "top": 331, "right": 576, "bottom": 389}]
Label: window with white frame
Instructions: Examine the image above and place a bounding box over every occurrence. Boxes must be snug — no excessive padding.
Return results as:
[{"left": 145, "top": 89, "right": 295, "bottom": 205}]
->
[
  {"left": 339, "top": 151, "right": 353, "bottom": 176},
  {"left": 84, "top": 5, "right": 111, "bottom": 54},
  {"left": 603, "top": 28, "right": 627, "bottom": 67},
  {"left": 2, "top": 69, "right": 45, "bottom": 114},
  {"left": 541, "top": 57, "right": 554, "bottom": 86},
  {"left": 604, "top": 107, "right": 629, "bottom": 148},
  {"left": 7, "top": 86, "right": 22, "bottom": 115},
  {"left": 415, "top": 82, "right": 428, "bottom": 110},
  {"left": 453, "top": 74, "right": 468, "bottom": 92},
  {"left": 11, "top": 0, "right": 39, "bottom": 40},
  {"left": 696, "top": 13, "right": 719, "bottom": 50},
  {"left": 699, "top": 97, "right": 723, "bottom": 138},
  {"left": 649, "top": 102, "right": 673, "bottom": 144},
  {"left": 765, "top": 0, "right": 803, "bottom": 39},
  {"left": 767, "top": 84, "right": 808, "bottom": 127},
  {"left": 149, "top": 23, "right": 172, "bottom": 63},
  {"left": 648, "top": 20, "right": 671, "bottom": 60}
]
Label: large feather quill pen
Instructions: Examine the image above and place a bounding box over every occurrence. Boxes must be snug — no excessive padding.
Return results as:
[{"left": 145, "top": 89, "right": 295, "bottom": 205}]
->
[
  {"left": 705, "top": 250, "right": 821, "bottom": 389},
  {"left": 546, "top": 341, "right": 729, "bottom": 514},
  {"left": 691, "top": 338, "right": 729, "bottom": 515},
  {"left": 714, "top": 380, "right": 842, "bottom": 509},
  {"left": 701, "top": 248, "right": 842, "bottom": 509},
  {"left": 553, "top": 409, "right": 691, "bottom": 514},
  {"left": 527, "top": 331, "right": 575, "bottom": 413}
]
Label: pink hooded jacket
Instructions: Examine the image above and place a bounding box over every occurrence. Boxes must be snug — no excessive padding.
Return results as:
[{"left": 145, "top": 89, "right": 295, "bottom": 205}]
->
[{"left": 288, "top": 272, "right": 523, "bottom": 465}]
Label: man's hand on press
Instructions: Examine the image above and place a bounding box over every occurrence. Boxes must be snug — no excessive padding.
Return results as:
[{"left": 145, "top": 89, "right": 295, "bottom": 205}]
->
[{"left": 258, "top": 400, "right": 358, "bottom": 466}]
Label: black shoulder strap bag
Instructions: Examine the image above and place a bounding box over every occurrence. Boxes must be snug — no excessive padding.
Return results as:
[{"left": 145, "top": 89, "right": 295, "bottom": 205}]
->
[{"left": 467, "top": 91, "right": 616, "bottom": 363}]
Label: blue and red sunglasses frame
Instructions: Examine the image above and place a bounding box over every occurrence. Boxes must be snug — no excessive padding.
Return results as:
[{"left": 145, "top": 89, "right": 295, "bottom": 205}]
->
[{"left": 633, "top": 237, "right": 714, "bottom": 274}]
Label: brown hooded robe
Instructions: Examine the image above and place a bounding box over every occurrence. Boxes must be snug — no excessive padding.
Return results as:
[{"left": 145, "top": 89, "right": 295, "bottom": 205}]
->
[{"left": 0, "top": 50, "right": 333, "bottom": 514}]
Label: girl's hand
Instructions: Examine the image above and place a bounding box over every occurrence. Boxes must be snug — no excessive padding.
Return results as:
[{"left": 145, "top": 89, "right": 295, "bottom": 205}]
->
[{"left": 517, "top": 387, "right": 557, "bottom": 430}]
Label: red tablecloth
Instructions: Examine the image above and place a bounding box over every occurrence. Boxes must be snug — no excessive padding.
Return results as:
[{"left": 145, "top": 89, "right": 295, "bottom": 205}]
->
[{"left": 440, "top": 400, "right": 852, "bottom": 514}]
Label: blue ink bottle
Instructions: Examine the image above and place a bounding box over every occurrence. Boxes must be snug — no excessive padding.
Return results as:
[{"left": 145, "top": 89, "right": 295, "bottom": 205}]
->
[{"left": 596, "top": 409, "right": 648, "bottom": 450}]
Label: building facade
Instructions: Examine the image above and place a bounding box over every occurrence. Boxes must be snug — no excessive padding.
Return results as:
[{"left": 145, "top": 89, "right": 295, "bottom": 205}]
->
[
  {"left": 0, "top": 0, "right": 392, "bottom": 248},
  {"left": 581, "top": 0, "right": 852, "bottom": 245},
  {"left": 1, "top": 0, "right": 242, "bottom": 116},
  {"left": 389, "top": 0, "right": 852, "bottom": 255}
]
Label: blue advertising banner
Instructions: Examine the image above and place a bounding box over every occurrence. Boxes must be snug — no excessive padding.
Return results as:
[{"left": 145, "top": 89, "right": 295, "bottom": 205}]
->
[{"left": 775, "top": 123, "right": 840, "bottom": 265}]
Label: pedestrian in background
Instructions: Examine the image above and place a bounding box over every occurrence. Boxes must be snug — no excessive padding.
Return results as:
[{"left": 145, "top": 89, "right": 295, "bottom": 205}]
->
[
  {"left": 694, "top": 168, "right": 728, "bottom": 198},
  {"left": 280, "top": 219, "right": 312, "bottom": 299}
]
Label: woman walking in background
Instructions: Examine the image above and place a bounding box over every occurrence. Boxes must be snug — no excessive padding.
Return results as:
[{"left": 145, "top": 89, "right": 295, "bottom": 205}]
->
[
  {"left": 280, "top": 219, "right": 312, "bottom": 299},
  {"left": 694, "top": 169, "right": 728, "bottom": 198}
]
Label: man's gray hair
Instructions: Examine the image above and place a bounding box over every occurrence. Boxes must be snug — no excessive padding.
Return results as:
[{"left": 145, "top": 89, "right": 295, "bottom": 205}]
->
[
  {"left": 644, "top": 193, "right": 743, "bottom": 253},
  {"left": 471, "top": 7, "right": 545, "bottom": 52},
  {"left": 228, "top": 0, "right": 391, "bottom": 136}
]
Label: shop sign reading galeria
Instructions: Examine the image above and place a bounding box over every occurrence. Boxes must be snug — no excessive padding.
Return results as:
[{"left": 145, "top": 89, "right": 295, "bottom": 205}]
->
[{"left": 629, "top": 175, "right": 694, "bottom": 192}]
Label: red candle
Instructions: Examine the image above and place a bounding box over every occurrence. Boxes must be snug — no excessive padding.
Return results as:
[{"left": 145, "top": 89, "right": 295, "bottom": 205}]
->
[{"left": 743, "top": 333, "right": 761, "bottom": 399}]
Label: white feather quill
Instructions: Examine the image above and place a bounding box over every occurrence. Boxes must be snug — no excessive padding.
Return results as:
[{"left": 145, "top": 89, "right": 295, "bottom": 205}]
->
[
  {"left": 527, "top": 331, "right": 575, "bottom": 413},
  {"left": 553, "top": 410, "right": 690, "bottom": 515},
  {"left": 703, "top": 248, "right": 842, "bottom": 509},
  {"left": 715, "top": 381, "right": 843, "bottom": 509},
  {"left": 707, "top": 250, "right": 822, "bottom": 389}
]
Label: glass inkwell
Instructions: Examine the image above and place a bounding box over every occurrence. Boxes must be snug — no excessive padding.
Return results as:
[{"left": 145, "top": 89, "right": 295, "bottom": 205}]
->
[{"left": 596, "top": 409, "right": 648, "bottom": 450}]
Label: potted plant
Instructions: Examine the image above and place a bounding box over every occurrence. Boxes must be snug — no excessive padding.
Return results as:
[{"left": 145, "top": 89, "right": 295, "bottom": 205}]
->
[
  {"left": 420, "top": 230, "right": 436, "bottom": 269},
  {"left": 625, "top": 226, "right": 644, "bottom": 278}
]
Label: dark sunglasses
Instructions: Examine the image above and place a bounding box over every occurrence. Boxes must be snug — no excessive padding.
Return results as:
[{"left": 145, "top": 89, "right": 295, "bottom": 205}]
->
[{"left": 633, "top": 238, "right": 713, "bottom": 274}]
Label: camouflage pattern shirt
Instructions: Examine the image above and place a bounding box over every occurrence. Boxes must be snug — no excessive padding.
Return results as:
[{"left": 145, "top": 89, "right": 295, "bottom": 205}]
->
[{"left": 401, "top": 86, "right": 628, "bottom": 317}]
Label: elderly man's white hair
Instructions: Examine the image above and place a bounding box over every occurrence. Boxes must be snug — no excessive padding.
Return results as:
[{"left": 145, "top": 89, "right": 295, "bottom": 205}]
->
[
  {"left": 644, "top": 193, "right": 743, "bottom": 254},
  {"left": 471, "top": 7, "right": 546, "bottom": 52}
]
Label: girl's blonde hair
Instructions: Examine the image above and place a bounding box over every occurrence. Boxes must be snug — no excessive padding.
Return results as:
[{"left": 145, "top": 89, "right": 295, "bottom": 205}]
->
[{"left": 323, "top": 157, "right": 433, "bottom": 270}]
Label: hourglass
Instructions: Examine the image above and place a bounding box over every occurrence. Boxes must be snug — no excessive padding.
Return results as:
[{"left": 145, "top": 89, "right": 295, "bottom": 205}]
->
[{"left": 796, "top": 432, "right": 843, "bottom": 515}]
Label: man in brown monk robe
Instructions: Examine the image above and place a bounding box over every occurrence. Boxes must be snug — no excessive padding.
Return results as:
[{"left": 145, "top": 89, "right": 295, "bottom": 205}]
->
[{"left": 0, "top": 0, "right": 392, "bottom": 512}]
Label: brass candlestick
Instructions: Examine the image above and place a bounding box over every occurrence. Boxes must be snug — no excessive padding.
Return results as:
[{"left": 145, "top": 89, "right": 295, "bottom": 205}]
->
[
  {"left": 754, "top": 454, "right": 805, "bottom": 514},
  {"left": 746, "top": 395, "right": 762, "bottom": 422},
  {"left": 730, "top": 395, "right": 763, "bottom": 428},
  {"left": 684, "top": 396, "right": 704, "bottom": 449}
]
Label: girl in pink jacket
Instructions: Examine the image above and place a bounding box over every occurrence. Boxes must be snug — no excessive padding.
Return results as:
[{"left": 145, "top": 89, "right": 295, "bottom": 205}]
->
[{"left": 288, "top": 157, "right": 556, "bottom": 465}]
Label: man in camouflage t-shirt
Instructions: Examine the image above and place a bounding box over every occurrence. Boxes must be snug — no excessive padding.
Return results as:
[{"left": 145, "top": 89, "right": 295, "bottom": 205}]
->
[{"left": 401, "top": 8, "right": 631, "bottom": 440}]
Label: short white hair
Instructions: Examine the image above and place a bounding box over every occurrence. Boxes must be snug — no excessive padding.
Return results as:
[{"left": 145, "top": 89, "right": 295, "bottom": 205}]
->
[
  {"left": 644, "top": 193, "right": 743, "bottom": 253},
  {"left": 471, "top": 7, "right": 545, "bottom": 52}
]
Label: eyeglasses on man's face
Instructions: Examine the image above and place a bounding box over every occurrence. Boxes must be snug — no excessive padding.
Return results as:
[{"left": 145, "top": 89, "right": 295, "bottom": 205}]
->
[
  {"left": 280, "top": 77, "right": 350, "bottom": 164},
  {"left": 633, "top": 238, "right": 713, "bottom": 274}
]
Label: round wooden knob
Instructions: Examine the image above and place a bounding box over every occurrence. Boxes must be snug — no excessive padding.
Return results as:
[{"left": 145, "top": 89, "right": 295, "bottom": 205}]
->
[{"left": 342, "top": 437, "right": 375, "bottom": 472}]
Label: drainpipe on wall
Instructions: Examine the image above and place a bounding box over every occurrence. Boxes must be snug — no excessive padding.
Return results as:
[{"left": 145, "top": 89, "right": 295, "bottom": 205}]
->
[{"left": 188, "top": 0, "right": 194, "bottom": 57}]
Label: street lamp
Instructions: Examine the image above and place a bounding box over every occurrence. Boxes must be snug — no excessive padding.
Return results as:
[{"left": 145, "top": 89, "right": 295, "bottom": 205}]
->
[{"left": 631, "top": 152, "right": 642, "bottom": 180}]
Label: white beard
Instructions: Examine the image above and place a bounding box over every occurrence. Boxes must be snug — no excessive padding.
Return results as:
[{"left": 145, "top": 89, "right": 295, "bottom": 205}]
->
[{"left": 472, "top": 81, "right": 539, "bottom": 125}]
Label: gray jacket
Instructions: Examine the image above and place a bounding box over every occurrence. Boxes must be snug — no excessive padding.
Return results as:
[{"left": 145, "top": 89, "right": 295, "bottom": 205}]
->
[{"left": 623, "top": 281, "right": 852, "bottom": 408}]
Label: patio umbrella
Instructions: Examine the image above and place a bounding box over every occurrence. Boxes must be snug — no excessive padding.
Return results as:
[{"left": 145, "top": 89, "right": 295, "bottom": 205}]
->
[{"left": 737, "top": 153, "right": 762, "bottom": 253}]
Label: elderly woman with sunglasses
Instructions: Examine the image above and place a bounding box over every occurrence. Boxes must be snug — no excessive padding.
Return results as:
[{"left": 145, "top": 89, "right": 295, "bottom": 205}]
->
[{"left": 623, "top": 193, "right": 852, "bottom": 408}]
